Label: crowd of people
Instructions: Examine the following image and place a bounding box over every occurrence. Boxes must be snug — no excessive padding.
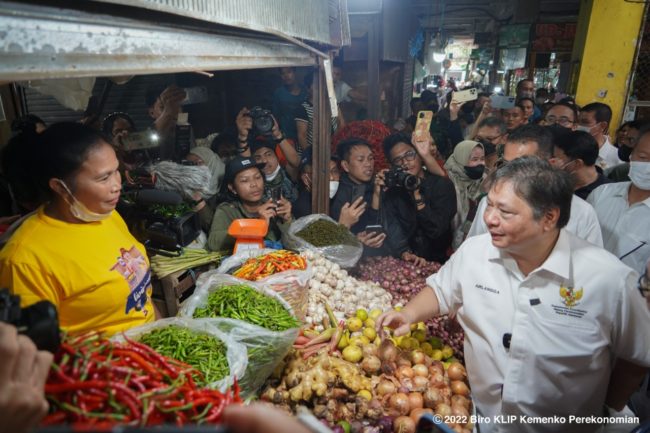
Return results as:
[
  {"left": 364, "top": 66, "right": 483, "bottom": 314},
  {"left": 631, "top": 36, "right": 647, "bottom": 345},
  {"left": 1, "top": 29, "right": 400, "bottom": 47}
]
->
[{"left": 1, "top": 67, "right": 650, "bottom": 432}]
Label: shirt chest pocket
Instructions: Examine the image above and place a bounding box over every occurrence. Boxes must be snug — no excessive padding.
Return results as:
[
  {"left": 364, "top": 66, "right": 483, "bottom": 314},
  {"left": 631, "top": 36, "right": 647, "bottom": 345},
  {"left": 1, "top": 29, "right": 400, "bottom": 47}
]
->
[{"left": 615, "top": 230, "right": 650, "bottom": 262}]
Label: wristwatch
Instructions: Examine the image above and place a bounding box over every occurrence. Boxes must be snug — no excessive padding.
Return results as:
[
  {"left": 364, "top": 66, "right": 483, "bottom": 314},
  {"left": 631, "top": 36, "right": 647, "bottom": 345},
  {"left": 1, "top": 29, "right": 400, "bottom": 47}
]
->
[{"left": 273, "top": 134, "right": 285, "bottom": 144}]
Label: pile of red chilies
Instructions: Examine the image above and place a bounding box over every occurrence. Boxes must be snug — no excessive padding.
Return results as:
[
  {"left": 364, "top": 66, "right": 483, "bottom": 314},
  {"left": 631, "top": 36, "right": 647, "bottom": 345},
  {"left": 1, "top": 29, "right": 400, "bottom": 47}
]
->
[{"left": 42, "top": 332, "right": 241, "bottom": 427}]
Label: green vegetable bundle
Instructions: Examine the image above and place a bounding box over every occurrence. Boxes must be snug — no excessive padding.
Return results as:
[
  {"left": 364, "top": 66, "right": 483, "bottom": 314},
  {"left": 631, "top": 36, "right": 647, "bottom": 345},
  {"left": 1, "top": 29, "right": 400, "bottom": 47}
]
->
[
  {"left": 295, "top": 219, "right": 358, "bottom": 247},
  {"left": 193, "top": 284, "right": 300, "bottom": 332},
  {"left": 138, "top": 325, "right": 229, "bottom": 387},
  {"left": 151, "top": 249, "right": 225, "bottom": 279}
]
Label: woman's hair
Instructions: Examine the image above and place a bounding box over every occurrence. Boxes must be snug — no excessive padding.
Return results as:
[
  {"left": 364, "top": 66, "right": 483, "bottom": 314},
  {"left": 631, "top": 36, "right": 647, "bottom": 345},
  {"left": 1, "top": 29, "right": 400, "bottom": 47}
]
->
[
  {"left": 102, "top": 112, "right": 136, "bottom": 137},
  {"left": 34, "top": 122, "right": 109, "bottom": 198},
  {"left": 1, "top": 131, "right": 42, "bottom": 210},
  {"left": 11, "top": 114, "right": 45, "bottom": 135}
]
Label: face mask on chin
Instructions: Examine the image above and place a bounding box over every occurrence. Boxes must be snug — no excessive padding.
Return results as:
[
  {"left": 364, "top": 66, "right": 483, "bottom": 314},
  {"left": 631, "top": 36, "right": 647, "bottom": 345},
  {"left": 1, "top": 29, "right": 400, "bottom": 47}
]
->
[
  {"left": 57, "top": 180, "right": 112, "bottom": 222},
  {"left": 629, "top": 161, "right": 650, "bottom": 190},
  {"left": 265, "top": 164, "right": 282, "bottom": 182},
  {"left": 329, "top": 180, "right": 339, "bottom": 199}
]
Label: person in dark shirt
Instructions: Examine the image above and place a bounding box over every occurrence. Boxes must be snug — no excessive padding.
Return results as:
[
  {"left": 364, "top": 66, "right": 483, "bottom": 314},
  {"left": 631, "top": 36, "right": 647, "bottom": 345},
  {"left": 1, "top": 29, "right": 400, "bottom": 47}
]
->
[
  {"left": 551, "top": 130, "right": 611, "bottom": 200},
  {"left": 272, "top": 67, "right": 307, "bottom": 142},
  {"left": 330, "top": 138, "right": 385, "bottom": 251},
  {"left": 379, "top": 133, "right": 457, "bottom": 264},
  {"left": 293, "top": 147, "right": 341, "bottom": 219}
]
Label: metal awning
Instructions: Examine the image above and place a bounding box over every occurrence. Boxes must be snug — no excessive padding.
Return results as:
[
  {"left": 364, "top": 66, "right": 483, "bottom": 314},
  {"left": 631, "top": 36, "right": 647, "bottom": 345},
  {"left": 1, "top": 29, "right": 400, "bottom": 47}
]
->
[{"left": 0, "top": 1, "right": 317, "bottom": 82}]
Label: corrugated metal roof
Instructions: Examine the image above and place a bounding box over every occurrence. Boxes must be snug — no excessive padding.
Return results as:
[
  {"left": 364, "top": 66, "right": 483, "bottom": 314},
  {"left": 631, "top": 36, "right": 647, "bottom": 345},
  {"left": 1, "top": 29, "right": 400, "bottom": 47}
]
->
[
  {"left": 95, "top": 0, "right": 333, "bottom": 45},
  {"left": 0, "top": 1, "right": 317, "bottom": 82}
]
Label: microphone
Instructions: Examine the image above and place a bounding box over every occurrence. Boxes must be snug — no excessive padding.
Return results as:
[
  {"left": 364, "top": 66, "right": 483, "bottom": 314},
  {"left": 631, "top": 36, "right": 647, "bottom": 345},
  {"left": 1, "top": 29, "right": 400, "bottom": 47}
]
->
[{"left": 130, "top": 189, "right": 184, "bottom": 206}]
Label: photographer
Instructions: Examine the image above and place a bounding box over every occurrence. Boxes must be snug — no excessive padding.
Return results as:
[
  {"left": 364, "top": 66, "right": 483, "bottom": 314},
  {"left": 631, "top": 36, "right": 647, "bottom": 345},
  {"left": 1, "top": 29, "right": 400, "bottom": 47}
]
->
[
  {"left": 207, "top": 157, "right": 292, "bottom": 252},
  {"left": 379, "top": 133, "right": 457, "bottom": 265},
  {"left": 330, "top": 139, "right": 386, "bottom": 251},
  {"left": 145, "top": 84, "right": 186, "bottom": 160},
  {"left": 236, "top": 107, "right": 301, "bottom": 181},
  {"left": 0, "top": 322, "right": 52, "bottom": 433}
]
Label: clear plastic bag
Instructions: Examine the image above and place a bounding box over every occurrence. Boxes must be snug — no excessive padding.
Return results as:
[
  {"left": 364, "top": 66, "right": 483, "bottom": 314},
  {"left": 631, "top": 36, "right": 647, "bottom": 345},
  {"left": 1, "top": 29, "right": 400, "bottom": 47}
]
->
[
  {"left": 215, "top": 249, "right": 313, "bottom": 320},
  {"left": 116, "top": 317, "right": 247, "bottom": 392},
  {"left": 177, "top": 272, "right": 299, "bottom": 397},
  {"left": 283, "top": 214, "right": 363, "bottom": 268}
]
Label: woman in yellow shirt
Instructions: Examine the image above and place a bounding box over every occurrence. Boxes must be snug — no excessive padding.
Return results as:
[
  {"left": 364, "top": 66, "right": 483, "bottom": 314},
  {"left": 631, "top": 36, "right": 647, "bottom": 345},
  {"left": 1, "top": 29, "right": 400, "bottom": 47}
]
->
[{"left": 0, "top": 123, "right": 156, "bottom": 336}]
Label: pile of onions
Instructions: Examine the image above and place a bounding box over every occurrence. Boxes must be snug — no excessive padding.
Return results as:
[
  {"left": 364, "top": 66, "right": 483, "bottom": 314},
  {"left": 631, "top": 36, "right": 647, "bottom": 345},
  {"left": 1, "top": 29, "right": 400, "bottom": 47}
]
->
[{"left": 354, "top": 257, "right": 464, "bottom": 357}]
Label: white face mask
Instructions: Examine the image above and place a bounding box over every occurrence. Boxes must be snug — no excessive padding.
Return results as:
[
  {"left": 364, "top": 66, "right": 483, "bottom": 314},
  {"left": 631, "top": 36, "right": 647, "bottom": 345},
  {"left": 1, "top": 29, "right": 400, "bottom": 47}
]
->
[
  {"left": 629, "top": 161, "right": 650, "bottom": 190},
  {"left": 329, "top": 180, "right": 339, "bottom": 199},
  {"left": 265, "top": 164, "right": 282, "bottom": 182},
  {"left": 57, "top": 180, "right": 112, "bottom": 222},
  {"left": 576, "top": 125, "right": 593, "bottom": 134}
]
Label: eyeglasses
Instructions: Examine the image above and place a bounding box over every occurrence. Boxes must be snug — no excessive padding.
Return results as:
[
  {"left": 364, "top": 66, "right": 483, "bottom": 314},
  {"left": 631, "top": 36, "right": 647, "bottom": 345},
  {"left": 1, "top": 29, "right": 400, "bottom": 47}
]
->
[
  {"left": 391, "top": 149, "right": 418, "bottom": 166},
  {"left": 545, "top": 115, "right": 574, "bottom": 126}
]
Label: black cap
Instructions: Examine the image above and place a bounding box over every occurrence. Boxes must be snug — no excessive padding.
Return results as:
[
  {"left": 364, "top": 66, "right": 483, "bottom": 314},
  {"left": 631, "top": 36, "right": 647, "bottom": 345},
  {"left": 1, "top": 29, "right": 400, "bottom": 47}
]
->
[
  {"left": 224, "top": 157, "right": 265, "bottom": 183},
  {"left": 299, "top": 147, "right": 340, "bottom": 171},
  {"left": 250, "top": 139, "right": 276, "bottom": 156}
]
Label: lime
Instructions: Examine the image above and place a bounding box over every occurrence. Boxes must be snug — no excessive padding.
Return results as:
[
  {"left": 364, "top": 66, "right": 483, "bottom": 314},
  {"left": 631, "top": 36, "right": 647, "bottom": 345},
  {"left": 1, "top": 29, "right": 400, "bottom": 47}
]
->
[
  {"left": 357, "top": 390, "right": 372, "bottom": 401},
  {"left": 342, "top": 345, "right": 363, "bottom": 363},
  {"left": 363, "top": 327, "right": 377, "bottom": 341},
  {"left": 413, "top": 330, "right": 427, "bottom": 343},
  {"left": 337, "top": 331, "right": 349, "bottom": 350},
  {"left": 431, "top": 349, "right": 443, "bottom": 361},
  {"left": 356, "top": 309, "right": 368, "bottom": 321},
  {"left": 347, "top": 317, "right": 363, "bottom": 332},
  {"left": 429, "top": 336, "right": 443, "bottom": 350},
  {"left": 441, "top": 345, "right": 454, "bottom": 359}
]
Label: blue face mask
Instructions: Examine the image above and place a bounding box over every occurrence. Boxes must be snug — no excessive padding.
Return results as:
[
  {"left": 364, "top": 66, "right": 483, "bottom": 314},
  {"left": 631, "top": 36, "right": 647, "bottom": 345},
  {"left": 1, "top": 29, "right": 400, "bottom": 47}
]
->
[{"left": 57, "top": 180, "right": 112, "bottom": 222}]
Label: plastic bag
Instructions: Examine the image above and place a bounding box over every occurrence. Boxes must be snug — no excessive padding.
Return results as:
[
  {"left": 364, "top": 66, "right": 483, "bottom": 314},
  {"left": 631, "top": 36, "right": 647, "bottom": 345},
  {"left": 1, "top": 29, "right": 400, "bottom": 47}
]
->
[
  {"left": 215, "top": 249, "right": 312, "bottom": 320},
  {"left": 178, "top": 272, "right": 299, "bottom": 397},
  {"left": 283, "top": 214, "right": 363, "bottom": 269},
  {"left": 117, "top": 317, "right": 247, "bottom": 392},
  {"left": 203, "top": 317, "right": 298, "bottom": 398}
]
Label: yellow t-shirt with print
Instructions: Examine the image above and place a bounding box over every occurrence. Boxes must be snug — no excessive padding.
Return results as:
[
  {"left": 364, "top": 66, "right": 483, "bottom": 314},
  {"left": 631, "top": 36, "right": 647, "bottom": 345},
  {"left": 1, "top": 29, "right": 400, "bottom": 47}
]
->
[{"left": 0, "top": 206, "right": 155, "bottom": 336}]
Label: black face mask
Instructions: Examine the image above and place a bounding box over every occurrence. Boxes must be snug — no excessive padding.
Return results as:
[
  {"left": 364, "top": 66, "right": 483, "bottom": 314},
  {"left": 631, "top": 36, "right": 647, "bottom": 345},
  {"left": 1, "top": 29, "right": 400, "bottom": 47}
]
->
[
  {"left": 618, "top": 145, "right": 632, "bottom": 162},
  {"left": 464, "top": 164, "right": 485, "bottom": 180}
]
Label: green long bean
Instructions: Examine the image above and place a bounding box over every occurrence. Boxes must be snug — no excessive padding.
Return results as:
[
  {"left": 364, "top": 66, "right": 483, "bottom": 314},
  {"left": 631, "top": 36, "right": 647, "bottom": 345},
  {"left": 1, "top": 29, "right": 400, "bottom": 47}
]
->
[
  {"left": 193, "top": 284, "right": 300, "bottom": 332},
  {"left": 138, "top": 326, "right": 229, "bottom": 386}
]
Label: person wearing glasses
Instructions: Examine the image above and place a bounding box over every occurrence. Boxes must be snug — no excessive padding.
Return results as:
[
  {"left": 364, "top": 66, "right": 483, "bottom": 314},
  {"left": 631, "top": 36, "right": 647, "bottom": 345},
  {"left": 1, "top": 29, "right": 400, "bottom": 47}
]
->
[
  {"left": 542, "top": 102, "right": 578, "bottom": 130},
  {"left": 377, "top": 132, "right": 457, "bottom": 265},
  {"left": 587, "top": 123, "right": 650, "bottom": 276},
  {"left": 474, "top": 117, "right": 507, "bottom": 175},
  {"left": 445, "top": 140, "right": 486, "bottom": 249}
]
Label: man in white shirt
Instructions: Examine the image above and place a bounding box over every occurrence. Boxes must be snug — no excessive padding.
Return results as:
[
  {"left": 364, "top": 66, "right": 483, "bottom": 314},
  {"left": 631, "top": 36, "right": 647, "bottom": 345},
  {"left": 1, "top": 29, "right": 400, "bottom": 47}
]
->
[
  {"left": 467, "top": 125, "right": 603, "bottom": 247},
  {"left": 578, "top": 102, "right": 622, "bottom": 170},
  {"left": 587, "top": 124, "right": 650, "bottom": 275},
  {"left": 377, "top": 156, "right": 650, "bottom": 433}
]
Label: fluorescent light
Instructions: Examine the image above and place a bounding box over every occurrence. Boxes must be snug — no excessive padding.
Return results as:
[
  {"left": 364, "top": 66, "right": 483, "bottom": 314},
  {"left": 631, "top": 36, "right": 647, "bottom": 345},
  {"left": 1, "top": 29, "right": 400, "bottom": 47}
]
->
[
  {"left": 433, "top": 51, "right": 446, "bottom": 63},
  {"left": 494, "top": 86, "right": 502, "bottom": 93}
]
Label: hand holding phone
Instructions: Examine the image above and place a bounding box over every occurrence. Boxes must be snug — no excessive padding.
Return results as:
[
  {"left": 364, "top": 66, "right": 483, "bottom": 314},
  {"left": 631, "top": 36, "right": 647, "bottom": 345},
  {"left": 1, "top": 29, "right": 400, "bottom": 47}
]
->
[
  {"left": 415, "top": 111, "right": 434, "bottom": 138},
  {"left": 364, "top": 224, "right": 385, "bottom": 236},
  {"left": 490, "top": 95, "right": 516, "bottom": 110},
  {"left": 452, "top": 88, "right": 478, "bottom": 103}
]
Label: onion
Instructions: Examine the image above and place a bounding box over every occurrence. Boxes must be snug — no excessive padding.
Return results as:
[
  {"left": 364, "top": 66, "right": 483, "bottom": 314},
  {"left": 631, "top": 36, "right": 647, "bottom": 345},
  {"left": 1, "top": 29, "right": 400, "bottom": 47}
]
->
[
  {"left": 393, "top": 416, "right": 415, "bottom": 433},
  {"left": 379, "top": 340, "right": 398, "bottom": 362},
  {"left": 412, "top": 364, "right": 428, "bottom": 377},
  {"left": 410, "top": 407, "right": 433, "bottom": 424},
  {"left": 363, "top": 344, "right": 379, "bottom": 358},
  {"left": 429, "top": 361, "right": 444, "bottom": 376},
  {"left": 435, "top": 402, "right": 452, "bottom": 418},
  {"left": 396, "top": 353, "right": 412, "bottom": 368},
  {"left": 450, "top": 381, "right": 470, "bottom": 397},
  {"left": 362, "top": 355, "right": 381, "bottom": 374},
  {"left": 447, "top": 362, "right": 467, "bottom": 381},
  {"left": 377, "top": 380, "right": 397, "bottom": 396},
  {"left": 451, "top": 395, "right": 471, "bottom": 410},
  {"left": 382, "top": 360, "right": 397, "bottom": 376},
  {"left": 423, "top": 386, "right": 441, "bottom": 409},
  {"left": 451, "top": 404, "right": 469, "bottom": 419},
  {"left": 411, "top": 350, "right": 425, "bottom": 365},
  {"left": 412, "top": 375, "right": 429, "bottom": 392},
  {"left": 408, "top": 392, "right": 423, "bottom": 410},
  {"left": 377, "top": 416, "right": 394, "bottom": 433},
  {"left": 389, "top": 392, "right": 411, "bottom": 416},
  {"left": 429, "top": 372, "right": 445, "bottom": 386},
  {"left": 397, "top": 366, "right": 415, "bottom": 379}
]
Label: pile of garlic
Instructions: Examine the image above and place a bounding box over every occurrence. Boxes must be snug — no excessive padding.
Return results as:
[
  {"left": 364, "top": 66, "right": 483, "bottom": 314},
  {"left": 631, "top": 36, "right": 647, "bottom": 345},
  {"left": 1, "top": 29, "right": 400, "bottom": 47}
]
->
[{"left": 302, "top": 250, "right": 393, "bottom": 330}]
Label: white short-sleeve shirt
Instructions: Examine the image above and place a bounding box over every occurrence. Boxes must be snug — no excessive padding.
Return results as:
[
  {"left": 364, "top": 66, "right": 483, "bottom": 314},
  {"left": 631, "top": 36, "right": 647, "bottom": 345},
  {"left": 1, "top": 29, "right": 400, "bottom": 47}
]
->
[
  {"left": 597, "top": 137, "right": 623, "bottom": 171},
  {"left": 426, "top": 230, "right": 650, "bottom": 433},
  {"left": 467, "top": 195, "right": 604, "bottom": 247},
  {"left": 587, "top": 181, "right": 650, "bottom": 274}
]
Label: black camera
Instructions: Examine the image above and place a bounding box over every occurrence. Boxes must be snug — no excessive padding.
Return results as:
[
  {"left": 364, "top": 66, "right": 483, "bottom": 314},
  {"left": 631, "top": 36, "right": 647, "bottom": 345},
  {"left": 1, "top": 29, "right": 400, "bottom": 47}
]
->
[
  {"left": 385, "top": 166, "right": 419, "bottom": 191},
  {"left": 247, "top": 106, "right": 274, "bottom": 137},
  {"left": 0, "top": 289, "right": 60, "bottom": 353}
]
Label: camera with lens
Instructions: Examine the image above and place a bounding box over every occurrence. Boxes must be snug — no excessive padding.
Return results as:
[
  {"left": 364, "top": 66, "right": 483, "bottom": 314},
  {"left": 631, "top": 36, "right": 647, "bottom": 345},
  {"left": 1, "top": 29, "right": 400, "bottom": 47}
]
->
[
  {"left": 385, "top": 166, "right": 419, "bottom": 191},
  {"left": 0, "top": 289, "right": 60, "bottom": 353},
  {"left": 247, "top": 106, "right": 275, "bottom": 137}
]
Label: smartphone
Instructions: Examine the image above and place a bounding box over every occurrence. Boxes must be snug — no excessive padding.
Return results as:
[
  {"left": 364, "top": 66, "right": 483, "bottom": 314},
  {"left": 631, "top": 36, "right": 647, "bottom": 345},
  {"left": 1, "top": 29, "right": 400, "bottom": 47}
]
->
[
  {"left": 415, "top": 413, "right": 457, "bottom": 433},
  {"left": 414, "top": 110, "right": 433, "bottom": 138},
  {"left": 351, "top": 183, "right": 366, "bottom": 203},
  {"left": 120, "top": 130, "right": 161, "bottom": 151},
  {"left": 270, "top": 187, "right": 282, "bottom": 205},
  {"left": 490, "top": 95, "right": 516, "bottom": 110},
  {"left": 364, "top": 224, "right": 385, "bottom": 235},
  {"left": 182, "top": 86, "right": 209, "bottom": 106},
  {"left": 452, "top": 88, "right": 478, "bottom": 103}
]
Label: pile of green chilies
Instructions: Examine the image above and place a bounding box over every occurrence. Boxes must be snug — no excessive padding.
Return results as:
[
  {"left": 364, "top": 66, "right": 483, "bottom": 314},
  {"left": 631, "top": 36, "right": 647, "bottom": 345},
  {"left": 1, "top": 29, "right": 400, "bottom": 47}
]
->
[
  {"left": 193, "top": 284, "right": 300, "bottom": 332},
  {"left": 139, "top": 326, "right": 229, "bottom": 387},
  {"left": 43, "top": 332, "right": 240, "bottom": 428}
]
